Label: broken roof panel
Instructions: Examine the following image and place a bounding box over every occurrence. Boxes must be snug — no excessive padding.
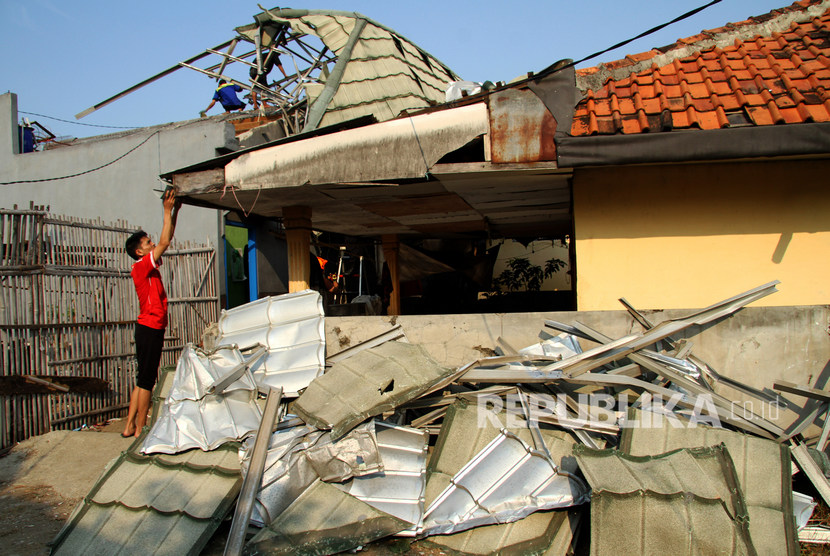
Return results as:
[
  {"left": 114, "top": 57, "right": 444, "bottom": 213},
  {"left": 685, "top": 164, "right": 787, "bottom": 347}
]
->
[
  {"left": 293, "top": 340, "right": 454, "bottom": 440},
  {"left": 620, "top": 407, "right": 798, "bottom": 555},
  {"left": 216, "top": 290, "right": 326, "bottom": 397},
  {"left": 142, "top": 388, "right": 262, "bottom": 454},
  {"left": 335, "top": 421, "right": 429, "bottom": 532},
  {"left": 571, "top": 1, "right": 830, "bottom": 136},
  {"left": 246, "top": 9, "right": 459, "bottom": 130},
  {"left": 423, "top": 508, "right": 581, "bottom": 556},
  {"left": 246, "top": 479, "right": 410, "bottom": 555},
  {"left": 244, "top": 420, "right": 381, "bottom": 526},
  {"left": 422, "top": 429, "right": 588, "bottom": 536},
  {"left": 50, "top": 444, "right": 241, "bottom": 556},
  {"left": 574, "top": 443, "right": 756, "bottom": 555}
]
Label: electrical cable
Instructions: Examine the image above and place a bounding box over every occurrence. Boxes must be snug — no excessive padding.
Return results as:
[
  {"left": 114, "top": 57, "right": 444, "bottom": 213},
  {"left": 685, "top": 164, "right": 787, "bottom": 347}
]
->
[
  {"left": 536, "top": 0, "right": 722, "bottom": 78},
  {"left": 0, "top": 131, "right": 160, "bottom": 185},
  {"left": 18, "top": 111, "right": 140, "bottom": 129}
]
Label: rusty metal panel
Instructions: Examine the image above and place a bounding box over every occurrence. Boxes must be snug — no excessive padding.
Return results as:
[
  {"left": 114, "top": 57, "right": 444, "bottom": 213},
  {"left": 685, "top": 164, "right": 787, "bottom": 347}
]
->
[{"left": 488, "top": 89, "right": 557, "bottom": 163}]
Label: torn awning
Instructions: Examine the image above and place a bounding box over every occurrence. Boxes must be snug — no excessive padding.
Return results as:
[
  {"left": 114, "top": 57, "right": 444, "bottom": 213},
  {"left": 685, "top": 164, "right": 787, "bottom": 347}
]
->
[{"left": 222, "top": 103, "right": 489, "bottom": 190}]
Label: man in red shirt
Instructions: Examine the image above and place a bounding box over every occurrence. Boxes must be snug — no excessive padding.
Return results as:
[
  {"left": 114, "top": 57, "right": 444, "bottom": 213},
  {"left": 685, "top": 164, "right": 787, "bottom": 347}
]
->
[{"left": 122, "top": 188, "right": 181, "bottom": 437}]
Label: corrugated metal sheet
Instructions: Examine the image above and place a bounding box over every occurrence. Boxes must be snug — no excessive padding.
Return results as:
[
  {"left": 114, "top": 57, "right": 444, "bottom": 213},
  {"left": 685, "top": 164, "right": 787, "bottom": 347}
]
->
[
  {"left": 574, "top": 443, "right": 756, "bottom": 555},
  {"left": 242, "top": 420, "right": 381, "bottom": 526},
  {"left": 422, "top": 429, "right": 588, "bottom": 536},
  {"left": 216, "top": 290, "right": 326, "bottom": 397},
  {"left": 248, "top": 10, "right": 458, "bottom": 128},
  {"left": 293, "top": 341, "right": 453, "bottom": 440},
  {"left": 620, "top": 408, "right": 798, "bottom": 555},
  {"left": 247, "top": 479, "right": 410, "bottom": 555},
  {"left": 50, "top": 444, "right": 241, "bottom": 556},
  {"left": 335, "top": 421, "right": 428, "bottom": 532},
  {"left": 425, "top": 399, "right": 581, "bottom": 508},
  {"left": 142, "top": 378, "right": 262, "bottom": 455}
]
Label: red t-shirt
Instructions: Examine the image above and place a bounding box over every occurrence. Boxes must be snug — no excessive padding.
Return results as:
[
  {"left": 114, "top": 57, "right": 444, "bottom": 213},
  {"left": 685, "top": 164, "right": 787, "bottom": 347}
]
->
[{"left": 132, "top": 251, "right": 168, "bottom": 330}]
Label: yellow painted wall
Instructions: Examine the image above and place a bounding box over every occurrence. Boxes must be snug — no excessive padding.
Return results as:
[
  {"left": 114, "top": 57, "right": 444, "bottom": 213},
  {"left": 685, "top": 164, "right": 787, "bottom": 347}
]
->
[{"left": 573, "top": 159, "right": 830, "bottom": 310}]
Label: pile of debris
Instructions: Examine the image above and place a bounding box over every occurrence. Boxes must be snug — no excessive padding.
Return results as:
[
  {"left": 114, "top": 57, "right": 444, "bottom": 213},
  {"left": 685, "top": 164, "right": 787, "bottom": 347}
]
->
[{"left": 50, "top": 282, "right": 830, "bottom": 555}]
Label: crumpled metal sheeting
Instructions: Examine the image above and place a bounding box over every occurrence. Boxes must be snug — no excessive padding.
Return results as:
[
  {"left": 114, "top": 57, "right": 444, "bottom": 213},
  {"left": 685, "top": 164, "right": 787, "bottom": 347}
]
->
[
  {"left": 303, "top": 421, "right": 382, "bottom": 482},
  {"left": 423, "top": 508, "right": 582, "bottom": 556},
  {"left": 422, "top": 429, "right": 589, "bottom": 536},
  {"left": 574, "top": 443, "right": 757, "bottom": 555},
  {"left": 50, "top": 444, "right": 242, "bottom": 556},
  {"left": 425, "top": 399, "right": 581, "bottom": 509},
  {"left": 335, "top": 421, "right": 429, "bottom": 533},
  {"left": 242, "top": 421, "right": 382, "bottom": 527},
  {"left": 141, "top": 389, "right": 262, "bottom": 454},
  {"left": 620, "top": 407, "right": 798, "bottom": 555},
  {"left": 519, "top": 333, "right": 582, "bottom": 360},
  {"left": 167, "top": 344, "right": 258, "bottom": 402},
  {"left": 215, "top": 290, "right": 326, "bottom": 397},
  {"left": 293, "top": 341, "right": 453, "bottom": 440},
  {"left": 246, "top": 479, "right": 411, "bottom": 556}
]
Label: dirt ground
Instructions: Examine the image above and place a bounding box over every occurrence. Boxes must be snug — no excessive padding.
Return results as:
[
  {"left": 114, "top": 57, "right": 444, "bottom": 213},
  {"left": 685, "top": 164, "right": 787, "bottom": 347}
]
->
[
  {"left": 0, "top": 420, "right": 133, "bottom": 556},
  {"left": 0, "top": 419, "right": 444, "bottom": 556}
]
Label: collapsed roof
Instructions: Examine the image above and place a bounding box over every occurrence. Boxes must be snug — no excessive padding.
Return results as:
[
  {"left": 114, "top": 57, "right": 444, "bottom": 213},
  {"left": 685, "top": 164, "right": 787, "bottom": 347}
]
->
[
  {"left": 168, "top": 1, "right": 830, "bottom": 240},
  {"left": 77, "top": 8, "right": 459, "bottom": 136}
]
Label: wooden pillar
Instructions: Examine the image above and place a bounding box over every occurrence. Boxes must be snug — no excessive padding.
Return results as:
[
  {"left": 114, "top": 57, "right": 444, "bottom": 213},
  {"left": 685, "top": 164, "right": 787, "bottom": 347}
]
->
[
  {"left": 382, "top": 234, "right": 400, "bottom": 316},
  {"left": 284, "top": 206, "right": 312, "bottom": 293}
]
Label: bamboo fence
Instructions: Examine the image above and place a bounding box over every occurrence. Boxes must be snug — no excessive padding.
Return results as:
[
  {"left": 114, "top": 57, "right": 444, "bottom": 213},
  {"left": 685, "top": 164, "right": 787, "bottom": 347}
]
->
[{"left": 0, "top": 204, "right": 219, "bottom": 449}]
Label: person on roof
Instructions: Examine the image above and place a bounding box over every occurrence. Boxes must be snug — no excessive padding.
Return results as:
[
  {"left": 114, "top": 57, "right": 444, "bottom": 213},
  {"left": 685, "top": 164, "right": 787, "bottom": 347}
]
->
[
  {"left": 121, "top": 188, "right": 182, "bottom": 438},
  {"left": 250, "top": 45, "right": 288, "bottom": 110},
  {"left": 200, "top": 79, "right": 246, "bottom": 116}
]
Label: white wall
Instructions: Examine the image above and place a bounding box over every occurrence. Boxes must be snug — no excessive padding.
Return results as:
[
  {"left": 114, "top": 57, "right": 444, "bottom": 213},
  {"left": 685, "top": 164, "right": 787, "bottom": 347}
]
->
[{"left": 0, "top": 92, "right": 234, "bottom": 244}]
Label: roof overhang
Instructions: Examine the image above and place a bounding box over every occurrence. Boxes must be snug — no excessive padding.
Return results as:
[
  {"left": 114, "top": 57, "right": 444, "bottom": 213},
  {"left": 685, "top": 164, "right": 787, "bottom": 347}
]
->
[
  {"left": 557, "top": 122, "right": 830, "bottom": 168},
  {"left": 173, "top": 99, "right": 572, "bottom": 239}
]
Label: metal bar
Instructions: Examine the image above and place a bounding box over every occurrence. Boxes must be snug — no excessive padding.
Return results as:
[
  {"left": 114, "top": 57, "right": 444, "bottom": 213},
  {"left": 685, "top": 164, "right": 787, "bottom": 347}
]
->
[
  {"left": 50, "top": 403, "right": 130, "bottom": 426},
  {"left": 326, "top": 324, "right": 405, "bottom": 364},
  {"left": 817, "top": 406, "right": 830, "bottom": 452},
  {"left": 571, "top": 320, "right": 784, "bottom": 438},
  {"left": 792, "top": 441, "right": 830, "bottom": 507},
  {"left": 215, "top": 38, "right": 239, "bottom": 77},
  {"left": 224, "top": 386, "right": 283, "bottom": 556},
  {"left": 208, "top": 345, "right": 267, "bottom": 395},
  {"left": 618, "top": 296, "right": 782, "bottom": 404},
  {"left": 76, "top": 39, "right": 234, "bottom": 119},
  {"left": 302, "top": 17, "right": 367, "bottom": 132},
  {"left": 774, "top": 381, "right": 830, "bottom": 403},
  {"left": 24, "top": 375, "right": 70, "bottom": 392}
]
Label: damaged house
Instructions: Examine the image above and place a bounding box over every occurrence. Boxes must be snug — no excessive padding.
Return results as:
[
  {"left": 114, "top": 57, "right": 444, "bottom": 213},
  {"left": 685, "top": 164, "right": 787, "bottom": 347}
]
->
[{"left": 2, "top": 1, "right": 830, "bottom": 554}]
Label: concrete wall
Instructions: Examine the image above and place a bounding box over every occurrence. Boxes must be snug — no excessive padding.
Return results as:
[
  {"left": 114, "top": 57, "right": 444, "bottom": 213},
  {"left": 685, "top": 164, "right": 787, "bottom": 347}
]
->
[
  {"left": 0, "top": 92, "right": 235, "bottom": 244},
  {"left": 571, "top": 159, "right": 830, "bottom": 310},
  {"left": 327, "top": 304, "right": 830, "bottom": 430}
]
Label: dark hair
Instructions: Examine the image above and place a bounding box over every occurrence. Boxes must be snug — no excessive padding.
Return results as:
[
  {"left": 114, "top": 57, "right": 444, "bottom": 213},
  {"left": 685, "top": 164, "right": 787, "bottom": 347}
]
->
[
  {"left": 249, "top": 67, "right": 258, "bottom": 79},
  {"left": 218, "top": 79, "right": 227, "bottom": 85},
  {"left": 125, "top": 230, "right": 148, "bottom": 261}
]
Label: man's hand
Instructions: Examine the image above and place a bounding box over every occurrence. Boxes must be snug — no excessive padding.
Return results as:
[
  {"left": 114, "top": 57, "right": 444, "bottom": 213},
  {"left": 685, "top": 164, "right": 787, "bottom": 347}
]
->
[{"left": 162, "top": 187, "right": 177, "bottom": 212}]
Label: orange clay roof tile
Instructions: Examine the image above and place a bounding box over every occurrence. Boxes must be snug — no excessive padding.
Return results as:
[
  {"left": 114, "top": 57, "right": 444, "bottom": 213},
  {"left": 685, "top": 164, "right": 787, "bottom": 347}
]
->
[{"left": 571, "top": 1, "right": 830, "bottom": 135}]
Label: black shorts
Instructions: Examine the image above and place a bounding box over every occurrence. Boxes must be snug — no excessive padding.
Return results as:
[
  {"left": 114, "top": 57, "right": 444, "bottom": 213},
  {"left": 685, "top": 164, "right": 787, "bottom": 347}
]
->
[{"left": 135, "top": 323, "right": 165, "bottom": 390}]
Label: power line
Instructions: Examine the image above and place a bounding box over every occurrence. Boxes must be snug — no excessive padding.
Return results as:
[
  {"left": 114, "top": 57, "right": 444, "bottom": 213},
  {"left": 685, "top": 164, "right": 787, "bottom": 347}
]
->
[
  {"left": 537, "top": 0, "right": 723, "bottom": 78},
  {"left": 0, "top": 131, "right": 160, "bottom": 185},
  {"left": 19, "top": 111, "right": 140, "bottom": 130}
]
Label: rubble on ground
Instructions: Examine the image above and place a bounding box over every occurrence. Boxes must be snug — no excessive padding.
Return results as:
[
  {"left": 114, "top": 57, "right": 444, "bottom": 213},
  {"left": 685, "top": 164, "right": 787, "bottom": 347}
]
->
[{"left": 50, "top": 281, "right": 830, "bottom": 555}]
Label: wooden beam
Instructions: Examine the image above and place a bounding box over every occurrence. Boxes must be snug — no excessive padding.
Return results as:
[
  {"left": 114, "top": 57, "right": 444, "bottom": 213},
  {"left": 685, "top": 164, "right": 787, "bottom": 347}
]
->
[
  {"left": 284, "top": 205, "right": 312, "bottom": 293},
  {"left": 382, "top": 234, "right": 400, "bottom": 315}
]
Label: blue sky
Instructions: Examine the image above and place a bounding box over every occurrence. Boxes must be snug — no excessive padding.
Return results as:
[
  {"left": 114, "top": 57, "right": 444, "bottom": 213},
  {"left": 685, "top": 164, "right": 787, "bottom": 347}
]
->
[{"left": 1, "top": 0, "right": 789, "bottom": 139}]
